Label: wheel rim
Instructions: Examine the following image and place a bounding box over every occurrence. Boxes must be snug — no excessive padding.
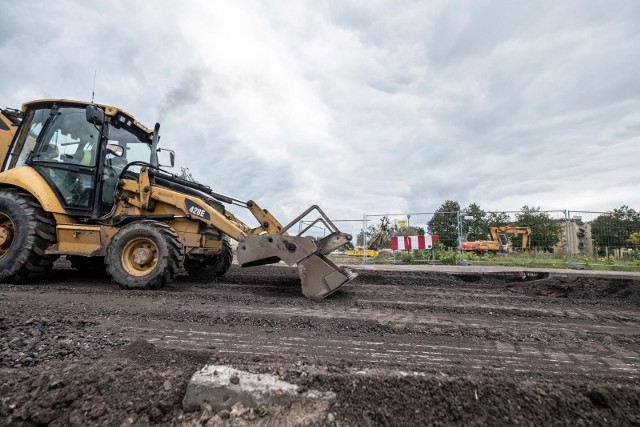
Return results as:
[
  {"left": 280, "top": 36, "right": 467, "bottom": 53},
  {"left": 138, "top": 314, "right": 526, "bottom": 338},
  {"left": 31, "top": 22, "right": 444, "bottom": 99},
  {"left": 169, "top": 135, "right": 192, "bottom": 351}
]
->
[
  {"left": 0, "top": 213, "right": 15, "bottom": 257},
  {"left": 121, "top": 237, "right": 159, "bottom": 276}
]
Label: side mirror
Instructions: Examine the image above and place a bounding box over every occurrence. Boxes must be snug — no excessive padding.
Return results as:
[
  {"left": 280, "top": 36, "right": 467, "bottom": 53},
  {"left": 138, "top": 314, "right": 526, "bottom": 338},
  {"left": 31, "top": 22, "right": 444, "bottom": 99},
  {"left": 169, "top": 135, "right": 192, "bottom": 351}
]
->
[
  {"left": 157, "top": 148, "right": 175, "bottom": 167},
  {"left": 86, "top": 105, "right": 104, "bottom": 126},
  {"left": 106, "top": 143, "right": 124, "bottom": 157}
]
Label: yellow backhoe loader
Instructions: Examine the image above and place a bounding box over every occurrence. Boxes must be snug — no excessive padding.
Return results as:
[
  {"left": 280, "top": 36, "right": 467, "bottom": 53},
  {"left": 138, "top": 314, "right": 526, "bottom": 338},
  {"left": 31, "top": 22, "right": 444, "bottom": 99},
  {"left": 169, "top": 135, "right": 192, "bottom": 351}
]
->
[
  {"left": 0, "top": 99, "right": 356, "bottom": 298},
  {"left": 345, "top": 229, "right": 386, "bottom": 257},
  {"left": 461, "top": 226, "right": 532, "bottom": 253}
]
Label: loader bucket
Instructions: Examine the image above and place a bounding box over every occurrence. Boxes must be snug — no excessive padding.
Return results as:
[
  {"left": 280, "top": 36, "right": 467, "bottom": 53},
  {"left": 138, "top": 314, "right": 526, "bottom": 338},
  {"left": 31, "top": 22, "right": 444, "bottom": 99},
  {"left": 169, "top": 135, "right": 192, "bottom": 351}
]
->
[
  {"left": 236, "top": 234, "right": 357, "bottom": 299},
  {"left": 298, "top": 253, "right": 357, "bottom": 299}
]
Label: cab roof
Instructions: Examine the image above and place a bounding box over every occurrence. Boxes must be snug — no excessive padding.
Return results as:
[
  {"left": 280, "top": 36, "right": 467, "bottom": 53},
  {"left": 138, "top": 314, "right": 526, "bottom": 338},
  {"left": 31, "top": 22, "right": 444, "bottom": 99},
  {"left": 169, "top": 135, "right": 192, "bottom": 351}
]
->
[{"left": 21, "top": 99, "right": 153, "bottom": 135}]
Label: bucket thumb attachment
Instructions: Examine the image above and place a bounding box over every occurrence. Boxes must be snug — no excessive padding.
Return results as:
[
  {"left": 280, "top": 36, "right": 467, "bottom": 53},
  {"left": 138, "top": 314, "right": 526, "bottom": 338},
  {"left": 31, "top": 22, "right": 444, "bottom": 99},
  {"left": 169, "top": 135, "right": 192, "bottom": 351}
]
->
[{"left": 236, "top": 234, "right": 357, "bottom": 299}]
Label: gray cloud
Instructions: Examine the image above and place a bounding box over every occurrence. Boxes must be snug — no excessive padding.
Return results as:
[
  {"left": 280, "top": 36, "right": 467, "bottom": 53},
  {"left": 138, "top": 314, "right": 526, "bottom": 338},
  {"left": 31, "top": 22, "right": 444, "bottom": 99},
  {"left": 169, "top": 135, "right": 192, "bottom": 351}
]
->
[
  {"left": 1, "top": 0, "right": 638, "bottom": 227},
  {"left": 156, "top": 67, "right": 208, "bottom": 122}
]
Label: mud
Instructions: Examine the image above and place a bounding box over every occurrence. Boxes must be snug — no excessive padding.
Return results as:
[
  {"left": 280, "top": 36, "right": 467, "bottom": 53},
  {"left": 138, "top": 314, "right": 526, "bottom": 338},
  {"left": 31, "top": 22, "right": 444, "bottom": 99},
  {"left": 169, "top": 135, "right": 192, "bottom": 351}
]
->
[{"left": 0, "top": 260, "right": 639, "bottom": 426}]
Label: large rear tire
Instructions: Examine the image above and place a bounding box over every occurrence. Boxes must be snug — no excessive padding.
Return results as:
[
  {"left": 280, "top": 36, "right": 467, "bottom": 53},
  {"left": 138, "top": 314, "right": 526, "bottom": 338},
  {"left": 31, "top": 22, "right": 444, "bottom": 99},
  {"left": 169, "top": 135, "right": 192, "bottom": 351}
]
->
[
  {"left": 106, "top": 221, "right": 185, "bottom": 290},
  {"left": 185, "top": 240, "right": 233, "bottom": 279},
  {"left": 0, "top": 188, "right": 57, "bottom": 282}
]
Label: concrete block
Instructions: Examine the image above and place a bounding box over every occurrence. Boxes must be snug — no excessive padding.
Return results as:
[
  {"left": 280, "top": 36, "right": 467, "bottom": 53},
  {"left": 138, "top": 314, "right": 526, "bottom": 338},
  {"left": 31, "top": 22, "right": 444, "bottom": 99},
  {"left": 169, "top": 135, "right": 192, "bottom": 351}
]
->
[{"left": 183, "top": 365, "right": 334, "bottom": 413}]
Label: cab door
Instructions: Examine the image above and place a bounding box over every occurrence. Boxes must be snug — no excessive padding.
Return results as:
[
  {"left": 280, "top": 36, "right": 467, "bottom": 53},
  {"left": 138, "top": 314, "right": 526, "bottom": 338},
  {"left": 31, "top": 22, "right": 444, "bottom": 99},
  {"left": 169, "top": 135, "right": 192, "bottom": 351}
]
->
[{"left": 12, "top": 105, "right": 102, "bottom": 214}]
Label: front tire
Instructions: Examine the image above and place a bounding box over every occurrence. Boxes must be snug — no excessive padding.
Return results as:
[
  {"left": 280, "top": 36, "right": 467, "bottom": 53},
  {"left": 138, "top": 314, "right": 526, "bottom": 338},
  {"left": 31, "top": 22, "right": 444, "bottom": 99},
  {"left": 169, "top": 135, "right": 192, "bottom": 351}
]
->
[
  {"left": 0, "top": 188, "right": 57, "bottom": 282},
  {"left": 106, "top": 221, "right": 185, "bottom": 290},
  {"left": 185, "top": 240, "right": 233, "bottom": 279}
]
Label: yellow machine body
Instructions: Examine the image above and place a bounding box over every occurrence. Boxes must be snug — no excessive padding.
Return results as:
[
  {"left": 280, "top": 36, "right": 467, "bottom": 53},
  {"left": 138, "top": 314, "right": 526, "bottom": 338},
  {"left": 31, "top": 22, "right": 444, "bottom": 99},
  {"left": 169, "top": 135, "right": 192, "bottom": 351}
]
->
[
  {"left": 345, "top": 229, "right": 385, "bottom": 257},
  {"left": 462, "top": 226, "right": 532, "bottom": 253},
  {"left": 0, "top": 99, "right": 356, "bottom": 298}
]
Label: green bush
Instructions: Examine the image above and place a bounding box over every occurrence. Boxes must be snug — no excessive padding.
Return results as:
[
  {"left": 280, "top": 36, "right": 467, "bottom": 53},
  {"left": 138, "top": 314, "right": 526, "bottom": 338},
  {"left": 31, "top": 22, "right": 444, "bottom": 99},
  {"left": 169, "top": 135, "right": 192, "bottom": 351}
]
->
[
  {"left": 436, "top": 248, "right": 460, "bottom": 265},
  {"left": 462, "top": 251, "right": 481, "bottom": 262},
  {"left": 397, "top": 250, "right": 432, "bottom": 263},
  {"left": 401, "top": 252, "right": 413, "bottom": 263}
]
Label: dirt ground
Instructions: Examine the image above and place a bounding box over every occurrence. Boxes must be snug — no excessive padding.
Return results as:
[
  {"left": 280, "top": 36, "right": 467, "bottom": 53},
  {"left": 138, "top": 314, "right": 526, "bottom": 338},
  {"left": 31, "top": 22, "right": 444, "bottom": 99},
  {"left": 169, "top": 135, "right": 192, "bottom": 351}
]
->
[{"left": 1, "top": 259, "right": 639, "bottom": 426}]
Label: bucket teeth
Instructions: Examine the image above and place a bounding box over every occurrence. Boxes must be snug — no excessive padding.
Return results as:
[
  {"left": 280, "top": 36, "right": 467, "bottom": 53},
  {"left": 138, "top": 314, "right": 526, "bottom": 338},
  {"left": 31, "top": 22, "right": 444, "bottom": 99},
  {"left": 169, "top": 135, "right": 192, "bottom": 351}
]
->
[
  {"left": 345, "top": 268, "right": 358, "bottom": 280},
  {"left": 298, "top": 254, "right": 358, "bottom": 299}
]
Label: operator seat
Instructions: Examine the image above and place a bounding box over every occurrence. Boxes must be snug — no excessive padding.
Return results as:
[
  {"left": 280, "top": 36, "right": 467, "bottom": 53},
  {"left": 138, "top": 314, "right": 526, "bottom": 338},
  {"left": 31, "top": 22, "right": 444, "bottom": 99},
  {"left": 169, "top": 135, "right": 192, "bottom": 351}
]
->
[{"left": 101, "top": 154, "right": 127, "bottom": 206}]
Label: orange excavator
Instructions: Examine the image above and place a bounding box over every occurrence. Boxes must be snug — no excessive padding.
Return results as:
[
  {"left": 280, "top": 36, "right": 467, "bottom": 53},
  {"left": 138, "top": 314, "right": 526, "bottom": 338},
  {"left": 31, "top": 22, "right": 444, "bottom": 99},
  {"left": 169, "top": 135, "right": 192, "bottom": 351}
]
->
[{"left": 462, "top": 226, "right": 532, "bottom": 253}]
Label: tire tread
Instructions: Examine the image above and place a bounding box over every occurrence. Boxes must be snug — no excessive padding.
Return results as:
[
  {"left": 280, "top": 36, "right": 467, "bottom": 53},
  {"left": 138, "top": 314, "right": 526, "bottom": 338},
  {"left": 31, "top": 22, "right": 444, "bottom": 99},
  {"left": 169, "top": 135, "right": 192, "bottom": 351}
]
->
[
  {"left": 106, "top": 220, "right": 185, "bottom": 290},
  {"left": 0, "top": 189, "right": 57, "bottom": 282}
]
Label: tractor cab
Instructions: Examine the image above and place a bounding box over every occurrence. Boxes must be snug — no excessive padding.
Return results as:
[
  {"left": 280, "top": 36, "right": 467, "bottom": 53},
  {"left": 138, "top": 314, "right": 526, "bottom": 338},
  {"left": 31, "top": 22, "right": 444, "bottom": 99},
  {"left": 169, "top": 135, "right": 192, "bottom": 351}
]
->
[{"left": 2, "top": 100, "right": 155, "bottom": 218}]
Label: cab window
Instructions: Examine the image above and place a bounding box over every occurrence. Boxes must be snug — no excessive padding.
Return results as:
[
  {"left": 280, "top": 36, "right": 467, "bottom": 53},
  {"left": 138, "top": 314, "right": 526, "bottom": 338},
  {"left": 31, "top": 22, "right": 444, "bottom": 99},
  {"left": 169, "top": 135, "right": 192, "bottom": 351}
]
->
[
  {"left": 32, "top": 107, "right": 100, "bottom": 166},
  {"left": 106, "top": 123, "right": 152, "bottom": 172},
  {"left": 8, "top": 108, "right": 51, "bottom": 168}
]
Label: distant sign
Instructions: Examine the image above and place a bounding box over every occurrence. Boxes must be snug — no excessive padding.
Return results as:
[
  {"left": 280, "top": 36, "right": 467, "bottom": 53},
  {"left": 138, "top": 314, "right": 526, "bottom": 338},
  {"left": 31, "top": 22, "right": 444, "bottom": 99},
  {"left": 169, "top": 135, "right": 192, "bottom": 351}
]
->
[
  {"left": 395, "top": 219, "right": 408, "bottom": 228},
  {"left": 391, "top": 235, "right": 439, "bottom": 250}
]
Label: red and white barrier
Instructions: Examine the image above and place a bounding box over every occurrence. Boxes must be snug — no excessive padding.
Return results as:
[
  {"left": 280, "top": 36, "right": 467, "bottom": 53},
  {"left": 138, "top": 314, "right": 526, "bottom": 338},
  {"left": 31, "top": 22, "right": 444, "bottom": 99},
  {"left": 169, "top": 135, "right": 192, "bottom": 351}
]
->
[{"left": 390, "top": 235, "right": 439, "bottom": 251}]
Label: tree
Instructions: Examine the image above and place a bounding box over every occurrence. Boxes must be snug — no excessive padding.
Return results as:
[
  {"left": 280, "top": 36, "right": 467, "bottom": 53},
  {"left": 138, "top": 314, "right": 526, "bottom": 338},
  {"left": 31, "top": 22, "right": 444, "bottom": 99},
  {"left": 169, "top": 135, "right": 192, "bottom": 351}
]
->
[
  {"left": 461, "top": 203, "right": 488, "bottom": 241},
  {"left": 591, "top": 206, "right": 640, "bottom": 252},
  {"left": 486, "top": 211, "right": 511, "bottom": 228},
  {"left": 458, "top": 203, "right": 513, "bottom": 243},
  {"left": 178, "top": 167, "right": 195, "bottom": 182},
  {"left": 355, "top": 226, "right": 374, "bottom": 247},
  {"left": 427, "top": 200, "right": 460, "bottom": 248},
  {"left": 629, "top": 232, "right": 640, "bottom": 245},
  {"left": 514, "top": 206, "right": 562, "bottom": 250},
  {"left": 356, "top": 216, "right": 392, "bottom": 248}
]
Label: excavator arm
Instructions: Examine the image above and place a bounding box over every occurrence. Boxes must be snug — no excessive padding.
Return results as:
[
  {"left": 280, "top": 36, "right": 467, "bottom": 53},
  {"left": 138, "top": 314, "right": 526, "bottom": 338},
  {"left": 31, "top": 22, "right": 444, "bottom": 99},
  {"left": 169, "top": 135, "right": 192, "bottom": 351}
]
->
[
  {"left": 489, "top": 226, "right": 532, "bottom": 250},
  {"left": 464, "top": 226, "right": 532, "bottom": 252},
  {"left": 367, "top": 230, "right": 386, "bottom": 250}
]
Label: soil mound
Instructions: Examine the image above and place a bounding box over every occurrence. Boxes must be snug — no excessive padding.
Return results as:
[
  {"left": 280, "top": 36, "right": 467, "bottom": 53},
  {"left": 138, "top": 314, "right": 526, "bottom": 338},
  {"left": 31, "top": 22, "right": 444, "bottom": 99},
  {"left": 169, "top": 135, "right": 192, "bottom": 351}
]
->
[{"left": 511, "top": 276, "right": 640, "bottom": 306}]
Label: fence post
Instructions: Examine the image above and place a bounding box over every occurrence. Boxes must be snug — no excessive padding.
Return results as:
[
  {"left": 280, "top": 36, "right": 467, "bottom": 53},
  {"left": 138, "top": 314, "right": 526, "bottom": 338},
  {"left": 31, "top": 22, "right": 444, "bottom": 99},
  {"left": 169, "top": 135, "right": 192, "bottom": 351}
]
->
[
  {"left": 457, "top": 210, "right": 466, "bottom": 265},
  {"left": 362, "top": 214, "right": 368, "bottom": 264},
  {"left": 565, "top": 210, "right": 573, "bottom": 266}
]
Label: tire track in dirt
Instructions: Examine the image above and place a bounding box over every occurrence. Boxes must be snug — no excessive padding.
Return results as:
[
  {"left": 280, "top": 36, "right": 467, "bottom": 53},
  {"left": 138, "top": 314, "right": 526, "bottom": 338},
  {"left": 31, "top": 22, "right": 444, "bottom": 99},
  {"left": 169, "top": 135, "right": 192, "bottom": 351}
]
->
[
  {"left": 115, "top": 322, "right": 639, "bottom": 381},
  {"left": 2, "top": 264, "right": 640, "bottom": 426}
]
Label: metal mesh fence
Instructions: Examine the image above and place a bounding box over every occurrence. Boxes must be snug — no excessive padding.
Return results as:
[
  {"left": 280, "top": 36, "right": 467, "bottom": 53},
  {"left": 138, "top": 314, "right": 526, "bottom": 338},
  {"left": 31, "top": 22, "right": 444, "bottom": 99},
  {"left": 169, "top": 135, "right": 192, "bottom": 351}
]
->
[
  {"left": 568, "top": 211, "right": 640, "bottom": 266},
  {"left": 462, "top": 210, "right": 568, "bottom": 253},
  {"left": 298, "top": 219, "right": 363, "bottom": 240},
  {"left": 364, "top": 212, "right": 442, "bottom": 243},
  {"left": 329, "top": 219, "right": 366, "bottom": 242},
  {"left": 301, "top": 208, "right": 640, "bottom": 271}
]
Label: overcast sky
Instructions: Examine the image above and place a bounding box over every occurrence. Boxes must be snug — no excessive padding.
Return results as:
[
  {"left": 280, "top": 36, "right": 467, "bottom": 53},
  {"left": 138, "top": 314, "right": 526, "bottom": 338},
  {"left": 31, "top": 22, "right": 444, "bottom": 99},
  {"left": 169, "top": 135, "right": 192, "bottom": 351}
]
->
[{"left": 1, "top": 1, "right": 638, "bottom": 226}]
